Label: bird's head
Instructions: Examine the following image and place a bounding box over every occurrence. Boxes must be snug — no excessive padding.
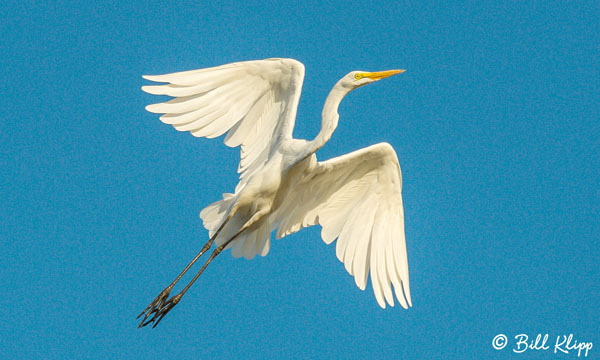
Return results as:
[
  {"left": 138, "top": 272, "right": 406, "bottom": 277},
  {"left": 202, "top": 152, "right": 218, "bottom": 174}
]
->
[{"left": 339, "top": 69, "right": 406, "bottom": 90}]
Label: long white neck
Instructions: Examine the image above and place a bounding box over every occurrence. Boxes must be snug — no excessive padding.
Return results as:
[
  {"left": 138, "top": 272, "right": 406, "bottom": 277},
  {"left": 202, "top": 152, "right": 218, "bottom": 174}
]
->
[{"left": 305, "top": 83, "right": 351, "bottom": 155}]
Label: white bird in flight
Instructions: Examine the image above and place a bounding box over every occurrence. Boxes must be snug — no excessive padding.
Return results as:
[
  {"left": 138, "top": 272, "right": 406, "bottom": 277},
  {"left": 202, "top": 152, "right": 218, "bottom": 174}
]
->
[{"left": 138, "top": 58, "right": 412, "bottom": 328}]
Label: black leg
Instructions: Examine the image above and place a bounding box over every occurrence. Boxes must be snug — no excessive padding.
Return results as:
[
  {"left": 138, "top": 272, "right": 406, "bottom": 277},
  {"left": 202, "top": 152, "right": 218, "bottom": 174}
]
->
[
  {"left": 144, "top": 244, "right": 226, "bottom": 328},
  {"left": 137, "top": 218, "right": 229, "bottom": 328},
  {"left": 139, "top": 227, "right": 245, "bottom": 328}
]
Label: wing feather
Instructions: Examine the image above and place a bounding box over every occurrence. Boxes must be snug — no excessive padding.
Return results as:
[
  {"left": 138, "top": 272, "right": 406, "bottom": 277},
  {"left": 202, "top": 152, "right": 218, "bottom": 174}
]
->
[
  {"left": 143, "top": 58, "right": 305, "bottom": 187},
  {"left": 352, "top": 200, "right": 376, "bottom": 290},
  {"left": 274, "top": 143, "right": 411, "bottom": 308},
  {"left": 143, "top": 64, "right": 242, "bottom": 86},
  {"left": 224, "top": 91, "right": 271, "bottom": 147}
]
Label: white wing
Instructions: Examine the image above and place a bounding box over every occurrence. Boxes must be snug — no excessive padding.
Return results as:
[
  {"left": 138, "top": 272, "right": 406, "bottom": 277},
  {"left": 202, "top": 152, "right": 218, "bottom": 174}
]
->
[
  {"left": 142, "top": 58, "right": 305, "bottom": 187},
  {"left": 274, "top": 143, "right": 411, "bottom": 309}
]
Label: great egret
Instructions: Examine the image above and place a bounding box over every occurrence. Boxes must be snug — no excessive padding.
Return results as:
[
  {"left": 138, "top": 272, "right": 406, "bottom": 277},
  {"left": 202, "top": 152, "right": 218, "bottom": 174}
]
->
[{"left": 138, "top": 58, "right": 411, "bottom": 328}]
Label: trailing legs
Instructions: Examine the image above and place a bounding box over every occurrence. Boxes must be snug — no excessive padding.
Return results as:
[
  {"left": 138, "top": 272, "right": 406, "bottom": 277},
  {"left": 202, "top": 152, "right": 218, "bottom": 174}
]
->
[
  {"left": 137, "top": 217, "right": 229, "bottom": 327},
  {"left": 137, "top": 207, "right": 271, "bottom": 328}
]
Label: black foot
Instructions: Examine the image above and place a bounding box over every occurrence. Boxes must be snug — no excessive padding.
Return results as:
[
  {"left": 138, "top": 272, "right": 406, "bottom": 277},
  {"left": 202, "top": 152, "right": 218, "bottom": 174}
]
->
[
  {"left": 137, "top": 288, "right": 175, "bottom": 328},
  {"left": 149, "top": 293, "right": 182, "bottom": 328}
]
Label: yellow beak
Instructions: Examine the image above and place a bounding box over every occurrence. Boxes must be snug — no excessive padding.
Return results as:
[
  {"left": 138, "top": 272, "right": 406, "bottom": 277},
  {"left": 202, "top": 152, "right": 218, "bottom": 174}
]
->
[{"left": 364, "top": 69, "right": 405, "bottom": 80}]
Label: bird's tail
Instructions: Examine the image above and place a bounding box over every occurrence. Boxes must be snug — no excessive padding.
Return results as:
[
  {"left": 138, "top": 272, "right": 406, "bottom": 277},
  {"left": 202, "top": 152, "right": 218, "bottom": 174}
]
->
[
  {"left": 199, "top": 193, "right": 236, "bottom": 238},
  {"left": 199, "top": 193, "right": 271, "bottom": 260}
]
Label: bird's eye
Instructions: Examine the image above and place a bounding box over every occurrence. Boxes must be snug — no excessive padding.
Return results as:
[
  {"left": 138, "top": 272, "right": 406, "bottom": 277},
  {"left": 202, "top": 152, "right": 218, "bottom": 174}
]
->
[{"left": 354, "top": 73, "right": 363, "bottom": 80}]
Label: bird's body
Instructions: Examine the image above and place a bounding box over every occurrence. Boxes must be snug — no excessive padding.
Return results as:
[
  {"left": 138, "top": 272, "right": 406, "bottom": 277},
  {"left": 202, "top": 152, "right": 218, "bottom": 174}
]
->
[{"left": 138, "top": 58, "right": 412, "bottom": 327}]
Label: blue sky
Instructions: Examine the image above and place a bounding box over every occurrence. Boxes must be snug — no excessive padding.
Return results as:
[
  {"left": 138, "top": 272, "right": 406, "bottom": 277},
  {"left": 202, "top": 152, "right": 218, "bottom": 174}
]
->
[{"left": 1, "top": 0, "right": 598, "bottom": 359}]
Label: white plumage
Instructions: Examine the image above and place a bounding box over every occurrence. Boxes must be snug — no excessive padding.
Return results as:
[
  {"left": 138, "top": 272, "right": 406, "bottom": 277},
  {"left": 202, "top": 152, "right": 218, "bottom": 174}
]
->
[{"left": 138, "top": 58, "right": 411, "bottom": 328}]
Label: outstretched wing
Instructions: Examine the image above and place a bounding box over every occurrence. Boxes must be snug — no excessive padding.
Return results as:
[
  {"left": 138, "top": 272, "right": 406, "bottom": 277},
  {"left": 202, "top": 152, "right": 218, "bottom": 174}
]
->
[
  {"left": 274, "top": 143, "right": 411, "bottom": 309},
  {"left": 142, "top": 58, "right": 305, "bottom": 187}
]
